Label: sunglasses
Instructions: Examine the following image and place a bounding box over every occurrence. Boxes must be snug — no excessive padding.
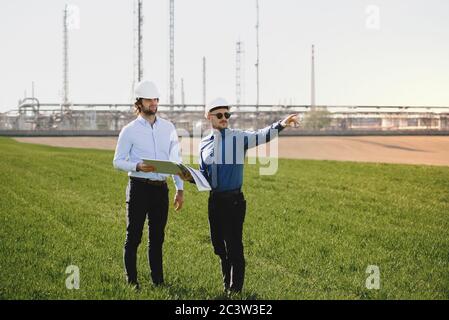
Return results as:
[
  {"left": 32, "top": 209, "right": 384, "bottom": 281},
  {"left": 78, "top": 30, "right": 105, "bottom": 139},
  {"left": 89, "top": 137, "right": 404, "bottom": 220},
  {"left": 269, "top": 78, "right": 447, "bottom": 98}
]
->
[{"left": 210, "top": 112, "right": 232, "bottom": 120}]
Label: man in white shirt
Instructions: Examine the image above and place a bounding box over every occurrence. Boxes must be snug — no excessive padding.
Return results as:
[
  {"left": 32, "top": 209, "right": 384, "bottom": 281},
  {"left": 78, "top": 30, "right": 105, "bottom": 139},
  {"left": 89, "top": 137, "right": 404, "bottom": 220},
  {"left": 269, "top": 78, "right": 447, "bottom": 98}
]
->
[{"left": 113, "top": 80, "right": 184, "bottom": 289}]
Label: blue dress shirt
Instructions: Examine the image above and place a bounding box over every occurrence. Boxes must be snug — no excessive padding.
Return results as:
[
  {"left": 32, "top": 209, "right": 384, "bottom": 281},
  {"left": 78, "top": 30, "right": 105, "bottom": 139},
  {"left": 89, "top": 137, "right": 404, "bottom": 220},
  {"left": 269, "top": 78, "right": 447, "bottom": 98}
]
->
[{"left": 199, "top": 121, "right": 284, "bottom": 192}]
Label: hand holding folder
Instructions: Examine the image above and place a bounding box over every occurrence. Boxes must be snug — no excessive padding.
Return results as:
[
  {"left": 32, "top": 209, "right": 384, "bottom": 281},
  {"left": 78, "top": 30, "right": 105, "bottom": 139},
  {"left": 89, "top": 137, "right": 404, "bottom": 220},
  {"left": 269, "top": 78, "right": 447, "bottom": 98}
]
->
[{"left": 142, "top": 159, "right": 211, "bottom": 191}]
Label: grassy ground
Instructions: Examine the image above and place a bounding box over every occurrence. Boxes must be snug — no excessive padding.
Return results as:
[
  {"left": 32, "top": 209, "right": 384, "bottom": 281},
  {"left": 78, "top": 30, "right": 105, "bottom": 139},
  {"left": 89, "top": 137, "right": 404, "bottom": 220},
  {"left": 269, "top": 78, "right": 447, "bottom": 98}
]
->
[{"left": 0, "top": 137, "right": 448, "bottom": 300}]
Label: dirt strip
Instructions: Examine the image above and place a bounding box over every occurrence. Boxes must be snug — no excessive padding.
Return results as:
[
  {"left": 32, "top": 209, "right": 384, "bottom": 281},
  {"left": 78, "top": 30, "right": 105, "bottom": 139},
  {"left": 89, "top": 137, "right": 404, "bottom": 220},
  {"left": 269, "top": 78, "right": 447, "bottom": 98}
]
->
[{"left": 13, "top": 136, "right": 449, "bottom": 166}]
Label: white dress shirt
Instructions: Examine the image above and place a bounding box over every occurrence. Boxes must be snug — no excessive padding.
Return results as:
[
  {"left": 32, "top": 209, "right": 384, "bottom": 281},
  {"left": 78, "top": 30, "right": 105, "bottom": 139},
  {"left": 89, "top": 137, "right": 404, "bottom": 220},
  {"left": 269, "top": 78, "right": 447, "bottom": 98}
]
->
[{"left": 113, "top": 115, "right": 184, "bottom": 191}]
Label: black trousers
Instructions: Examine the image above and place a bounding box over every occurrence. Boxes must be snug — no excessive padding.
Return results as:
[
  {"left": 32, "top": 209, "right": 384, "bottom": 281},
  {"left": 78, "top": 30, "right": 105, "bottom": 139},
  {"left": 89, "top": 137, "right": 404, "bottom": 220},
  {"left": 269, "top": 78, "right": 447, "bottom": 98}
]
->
[
  {"left": 208, "top": 191, "right": 246, "bottom": 292},
  {"left": 124, "top": 178, "right": 169, "bottom": 285}
]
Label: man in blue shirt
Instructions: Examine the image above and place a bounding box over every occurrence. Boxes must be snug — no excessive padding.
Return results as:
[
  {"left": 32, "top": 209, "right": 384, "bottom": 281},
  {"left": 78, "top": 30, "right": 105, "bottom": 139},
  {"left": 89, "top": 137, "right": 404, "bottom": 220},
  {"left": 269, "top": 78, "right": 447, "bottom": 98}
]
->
[{"left": 190, "top": 98, "right": 299, "bottom": 294}]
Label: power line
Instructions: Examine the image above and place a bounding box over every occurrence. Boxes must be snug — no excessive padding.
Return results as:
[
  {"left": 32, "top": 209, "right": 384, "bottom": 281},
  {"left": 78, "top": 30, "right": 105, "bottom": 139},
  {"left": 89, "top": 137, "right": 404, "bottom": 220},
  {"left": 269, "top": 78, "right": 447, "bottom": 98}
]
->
[
  {"left": 202, "top": 56, "right": 206, "bottom": 107},
  {"left": 236, "top": 41, "right": 244, "bottom": 106},
  {"left": 131, "top": 0, "right": 143, "bottom": 103},
  {"left": 255, "top": 0, "right": 260, "bottom": 109},
  {"left": 62, "top": 4, "right": 69, "bottom": 109},
  {"left": 169, "top": 0, "right": 175, "bottom": 108},
  {"left": 311, "top": 44, "right": 316, "bottom": 107}
]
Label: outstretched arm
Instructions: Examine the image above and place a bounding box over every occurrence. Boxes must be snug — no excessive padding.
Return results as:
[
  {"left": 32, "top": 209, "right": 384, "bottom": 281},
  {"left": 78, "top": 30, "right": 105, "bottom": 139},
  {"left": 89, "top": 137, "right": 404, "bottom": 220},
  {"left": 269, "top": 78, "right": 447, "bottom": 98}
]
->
[{"left": 243, "top": 114, "right": 300, "bottom": 150}]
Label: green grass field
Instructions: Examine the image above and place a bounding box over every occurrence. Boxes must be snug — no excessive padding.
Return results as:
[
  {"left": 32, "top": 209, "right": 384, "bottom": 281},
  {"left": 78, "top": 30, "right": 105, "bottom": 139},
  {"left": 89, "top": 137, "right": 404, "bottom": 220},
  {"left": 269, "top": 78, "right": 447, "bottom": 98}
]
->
[{"left": 0, "top": 136, "right": 448, "bottom": 300}]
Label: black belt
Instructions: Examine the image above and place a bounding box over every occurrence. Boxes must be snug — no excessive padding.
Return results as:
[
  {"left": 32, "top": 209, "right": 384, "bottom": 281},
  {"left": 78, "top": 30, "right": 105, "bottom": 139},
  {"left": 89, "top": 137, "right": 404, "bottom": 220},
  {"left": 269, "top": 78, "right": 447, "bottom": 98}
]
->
[
  {"left": 130, "top": 177, "right": 167, "bottom": 187},
  {"left": 210, "top": 188, "right": 242, "bottom": 197}
]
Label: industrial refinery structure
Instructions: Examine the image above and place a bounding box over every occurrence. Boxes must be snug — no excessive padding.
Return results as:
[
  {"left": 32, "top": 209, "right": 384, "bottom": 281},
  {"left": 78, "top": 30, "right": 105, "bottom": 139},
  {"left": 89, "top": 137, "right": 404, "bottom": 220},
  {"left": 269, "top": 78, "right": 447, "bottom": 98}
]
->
[{"left": 1, "top": 1, "right": 448, "bottom": 136}]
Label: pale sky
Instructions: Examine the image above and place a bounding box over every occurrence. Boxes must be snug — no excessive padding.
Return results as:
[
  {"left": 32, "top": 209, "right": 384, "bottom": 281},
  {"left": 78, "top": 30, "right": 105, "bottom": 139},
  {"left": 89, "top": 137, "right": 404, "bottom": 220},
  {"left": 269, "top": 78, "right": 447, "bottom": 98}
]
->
[{"left": 1, "top": 0, "right": 449, "bottom": 112}]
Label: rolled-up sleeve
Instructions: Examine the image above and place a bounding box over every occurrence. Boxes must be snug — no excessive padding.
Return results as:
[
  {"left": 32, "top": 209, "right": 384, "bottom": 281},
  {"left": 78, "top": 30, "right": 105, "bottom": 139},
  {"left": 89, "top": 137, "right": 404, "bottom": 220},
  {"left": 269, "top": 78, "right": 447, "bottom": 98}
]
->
[
  {"left": 113, "top": 127, "right": 139, "bottom": 172},
  {"left": 169, "top": 127, "right": 184, "bottom": 191}
]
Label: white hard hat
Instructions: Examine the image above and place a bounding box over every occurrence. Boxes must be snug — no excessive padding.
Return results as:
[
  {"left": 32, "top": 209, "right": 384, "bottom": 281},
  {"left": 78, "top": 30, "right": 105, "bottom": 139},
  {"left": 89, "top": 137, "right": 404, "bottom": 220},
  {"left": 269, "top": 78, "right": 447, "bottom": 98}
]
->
[
  {"left": 134, "top": 80, "right": 160, "bottom": 100},
  {"left": 205, "top": 97, "right": 231, "bottom": 117}
]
